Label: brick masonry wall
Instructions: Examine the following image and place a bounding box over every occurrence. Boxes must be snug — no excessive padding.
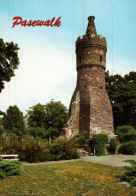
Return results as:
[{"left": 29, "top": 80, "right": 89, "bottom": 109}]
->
[
  {"left": 78, "top": 66, "right": 114, "bottom": 138},
  {"left": 62, "top": 16, "right": 114, "bottom": 139}
]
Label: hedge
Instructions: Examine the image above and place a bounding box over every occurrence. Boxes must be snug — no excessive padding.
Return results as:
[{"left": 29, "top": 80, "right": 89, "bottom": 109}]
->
[
  {"left": 92, "top": 134, "right": 108, "bottom": 156},
  {"left": 119, "top": 141, "right": 136, "bottom": 155},
  {"left": 109, "top": 138, "right": 117, "bottom": 154}
]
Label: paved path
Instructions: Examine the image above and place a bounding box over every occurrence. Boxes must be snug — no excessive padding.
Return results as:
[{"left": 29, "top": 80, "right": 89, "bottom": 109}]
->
[
  {"left": 83, "top": 154, "right": 136, "bottom": 167},
  {"left": 24, "top": 154, "right": 136, "bottom": 167},
  {"left": 24, "top": 159, "right": 82, "bottom": 166}
]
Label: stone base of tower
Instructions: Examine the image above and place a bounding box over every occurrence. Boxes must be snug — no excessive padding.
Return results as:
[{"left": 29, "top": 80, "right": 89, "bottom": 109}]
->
[
  {"left": 61, "top": 99, "right": 80, "bottom": 138},
  {"left": 60, "top": 127, "right": 79, "bottom": 138}
]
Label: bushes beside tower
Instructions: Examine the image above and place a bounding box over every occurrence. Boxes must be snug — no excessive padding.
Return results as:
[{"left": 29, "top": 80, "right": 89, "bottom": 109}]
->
[{"left": 92, "top": 134, "right": 108, "bottom": 156}]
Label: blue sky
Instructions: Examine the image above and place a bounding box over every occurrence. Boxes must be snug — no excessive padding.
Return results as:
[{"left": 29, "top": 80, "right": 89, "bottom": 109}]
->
[{"left": 0, "top": 0, "right": 136, "bottom": 114}]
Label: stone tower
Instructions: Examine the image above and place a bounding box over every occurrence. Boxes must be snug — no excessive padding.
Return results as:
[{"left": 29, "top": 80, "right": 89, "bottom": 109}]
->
[{"left": 63, "top": 16, "right": 114, "bottom": 139}]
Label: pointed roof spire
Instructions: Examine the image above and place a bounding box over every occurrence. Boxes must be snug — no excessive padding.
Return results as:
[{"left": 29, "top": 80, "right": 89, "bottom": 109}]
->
[{"left": 86, "top": 16, "right": 97, "bottom": 37}]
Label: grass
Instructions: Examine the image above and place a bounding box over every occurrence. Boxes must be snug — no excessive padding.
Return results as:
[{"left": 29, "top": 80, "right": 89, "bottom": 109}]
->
[{"left": 0, "top": 161, "right": 135, "bottom": 196}]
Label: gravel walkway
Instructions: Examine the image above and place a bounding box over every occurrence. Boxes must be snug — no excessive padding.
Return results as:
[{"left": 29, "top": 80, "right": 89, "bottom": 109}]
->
[{"left": 24, "top": 154, "right": 136, "bottom": 167}]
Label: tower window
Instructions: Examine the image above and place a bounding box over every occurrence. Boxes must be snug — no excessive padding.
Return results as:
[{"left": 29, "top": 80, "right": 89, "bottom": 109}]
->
[
  {"left": 100, "top": 55, "right": 102, "bottom": 62},
  {"left": 80, "top": 56, "right": 82, "bottom": 63}
]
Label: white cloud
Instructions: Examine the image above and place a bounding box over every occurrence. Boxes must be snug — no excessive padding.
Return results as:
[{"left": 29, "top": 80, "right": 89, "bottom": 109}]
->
[{"left": 0, "top": 34, "right": 77, "bottom": 114}]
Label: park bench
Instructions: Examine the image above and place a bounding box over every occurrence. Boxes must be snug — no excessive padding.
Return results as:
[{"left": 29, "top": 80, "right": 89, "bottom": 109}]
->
[{"left": 0, "top": 154, "right": 19, "bottom": 161}]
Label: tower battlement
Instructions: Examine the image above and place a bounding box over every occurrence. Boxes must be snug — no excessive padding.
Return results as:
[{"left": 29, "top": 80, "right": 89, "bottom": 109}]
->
[{"left": 76, "top": 35, "right": 107, "bottom": 51}]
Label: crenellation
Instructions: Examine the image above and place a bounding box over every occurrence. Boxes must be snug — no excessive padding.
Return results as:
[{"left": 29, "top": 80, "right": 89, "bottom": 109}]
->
[{"left": 76, "top": 36, "right": 107, "bottom": 51}]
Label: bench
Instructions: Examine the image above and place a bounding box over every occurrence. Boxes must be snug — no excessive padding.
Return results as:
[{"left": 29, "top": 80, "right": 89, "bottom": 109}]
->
[{"left": 0, "top": 154, "right": 19, "bottom": 161}]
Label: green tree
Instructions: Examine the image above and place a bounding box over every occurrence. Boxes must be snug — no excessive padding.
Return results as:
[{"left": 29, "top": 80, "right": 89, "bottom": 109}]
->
[
  {"left": 27, "top": 103, "right": 45, "bottom": 127},
  {"left": 2, "top": 105, "right": 25, "bottom": 136},
  {"left": 0, "top": 38, "right": 19, "bottom": 92},
  {"left": 44, "top": 127, "right": 60, "bottom": 140},
  {"left": 25, "top": 127, "right": 46, "bottom": 138},
  {"left": 27, "top": 100, "right": 69, "bottom": 138},
  {"left": 44, "top": 100, "right": 68, "bottom": 130},
  {"left": 105, "top": 71, "right": 136, "bottom": 128}
]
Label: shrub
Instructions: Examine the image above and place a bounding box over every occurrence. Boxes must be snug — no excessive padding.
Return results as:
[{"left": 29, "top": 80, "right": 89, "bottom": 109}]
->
[
  {"left": 0, "top": 134, "right": 49, "bottom": 163},
  {"left": 49, "top": 138, "right": 80, "bottom": 161},
  {"left": 119, "top": 141, "right": 136, "bottom": 155},
  {"left": 93, "top": 134, "right": 108, "bottom": 144},
  {"left": 62, "top": 138, "right": 79, "bottom": 159},
  {"left": 119, "top": 160, "right": 136, "bottom": 187},
  {"left": 20, "top": 135, "right": 49, "bottom": 162},
  {"left": 95, "top": 143, "right": 105, "bottom": 156},
  {"left": 49, "top": 143, "right": 63, "bottom": 161},
  {"left": 0, "top": 160, "right": 22, "bottom": 179},
  {"left": 116, "top": 126, "right": 134, "bottom": 134},
  {"left": 1, "top": 134, "right": 21, "bottom": 154},
  {"left": 118, "top": 132, "right": 136, "bottom": 143},
  {"left": 92, "top": 134, "right": 108, "bottom": 156},
  {"left": 0, "top": 135, "right": 80, "bottom": 163},
  {"left": 74, "top": 134, "right": 86, "bottom": 147},
  {"left": 109, "top": 139, "right": 117, "bottom": 154},
  {"left": 116, "top": 125, "right": 136, "bottom": 143}
]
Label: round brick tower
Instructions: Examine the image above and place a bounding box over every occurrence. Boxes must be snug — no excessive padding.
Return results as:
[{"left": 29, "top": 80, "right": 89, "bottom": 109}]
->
[{"left": 63, "top": 16, "right": 114, "bottom": 139}]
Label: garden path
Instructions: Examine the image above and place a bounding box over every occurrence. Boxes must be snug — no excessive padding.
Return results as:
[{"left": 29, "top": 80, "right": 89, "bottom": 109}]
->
[{"left": 24, "top": 154, "right": 136, "bottom": 167}]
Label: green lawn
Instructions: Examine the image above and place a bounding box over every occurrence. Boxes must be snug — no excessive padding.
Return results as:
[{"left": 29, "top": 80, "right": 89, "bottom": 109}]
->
[{"left": 0, "top": 161, "right": 135, "bottom": 196}]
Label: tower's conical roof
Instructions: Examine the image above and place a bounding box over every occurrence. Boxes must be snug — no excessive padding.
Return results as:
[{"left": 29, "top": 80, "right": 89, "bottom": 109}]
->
[{"left": 86, "top": 16, "right": 97, "bottom": 37}]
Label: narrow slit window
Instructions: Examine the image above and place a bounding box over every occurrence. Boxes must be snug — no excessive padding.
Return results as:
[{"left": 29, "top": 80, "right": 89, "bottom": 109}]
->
[
  {"left": 80, "top": 56, "right": 81, "bottom": 63},
  {"left": 100, "top": 55, "right": 102, "bottom": 62}
]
